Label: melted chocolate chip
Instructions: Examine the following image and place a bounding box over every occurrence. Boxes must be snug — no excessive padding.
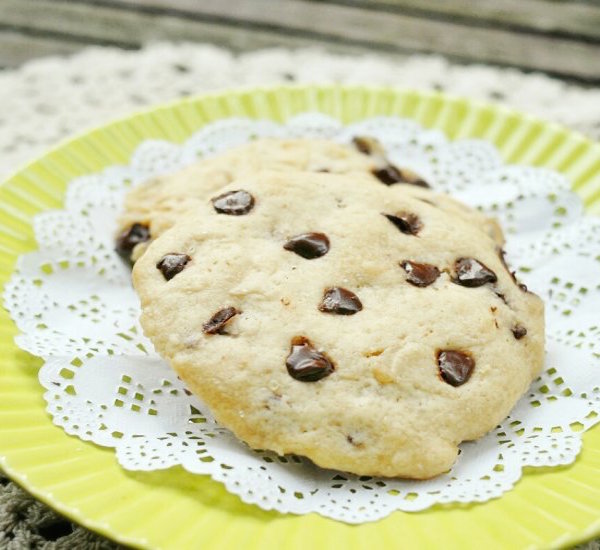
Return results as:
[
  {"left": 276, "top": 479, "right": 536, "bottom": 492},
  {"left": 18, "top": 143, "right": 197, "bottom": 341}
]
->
[
  {"left": 453, "top": 258, "right": 497, "bottom": 288},
  {"left": 352, "top": 136, "right": 384, "bottom": 156},
  {"left": 401, "top": 261, "right": 440, "bottom": 287},
  {"left": 512, "top": 325, "right": 527, "bottom": 340},
  {"left": 437, "top": 350, "right": 475, "bottom": 387},
  {"left": 286, "top": 336, "right": 334, "bottom": 382},
  {"left": 156, "top": 253, "right": 191, "bottom": 281},
  {"left": 319, "top": 287, "right": 363, "bottom": 315},
  {"left": 202, "top": 307, "right": 240, "bottom": 334},
  {"left": 211, "top": 190, "right": 255, "bottom": 215},
  {"left": 283, "top": 232, "right": 330, "bottom": 259},
  {"left": 383, "top": 212, "right": 422, "bottom": 236},
  {"left": 373, "top": 165, "right": 430, "bottom": 188},
  {"left": 116, "top": 223, "right": 150, "bottom": 261},
  {"left": 372, "top": 164, "right": 405, "bottom": 185}
]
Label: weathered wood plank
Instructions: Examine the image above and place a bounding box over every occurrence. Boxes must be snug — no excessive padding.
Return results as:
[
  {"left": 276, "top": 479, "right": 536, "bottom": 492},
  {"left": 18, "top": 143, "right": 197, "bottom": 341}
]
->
[
  {"left": 323, "top": 0, "right": 600, "bottom": 40},
  {"left": 2, "top": 0, "right": 600, "bottom": 79},
  {"left": 0, "top": 0, "right": 376, "bottom": 61},
  {"left": 9, "top": 0, "right": 598, "bottom": 79},
  {"left": 0, "top": 31, "right": 83, "bottom": 68},
  {"left": 112, "top": 0, "right": 600, "bottom": 39}
]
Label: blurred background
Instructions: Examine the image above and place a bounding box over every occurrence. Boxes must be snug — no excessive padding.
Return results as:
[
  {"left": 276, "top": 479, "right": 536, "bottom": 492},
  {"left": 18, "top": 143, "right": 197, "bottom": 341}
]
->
[
  {"left": 1, "top": 0, "right": 600, "bottom": 81},
  {"left": 0, "top": 0, "right": 599, "bottom": 182}
]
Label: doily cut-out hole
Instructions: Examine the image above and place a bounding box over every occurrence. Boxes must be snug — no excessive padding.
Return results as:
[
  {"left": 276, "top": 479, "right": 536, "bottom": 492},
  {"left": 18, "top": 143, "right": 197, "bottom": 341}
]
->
[{"left": 4, "top": 114, "right": 600, "bottom": 524}]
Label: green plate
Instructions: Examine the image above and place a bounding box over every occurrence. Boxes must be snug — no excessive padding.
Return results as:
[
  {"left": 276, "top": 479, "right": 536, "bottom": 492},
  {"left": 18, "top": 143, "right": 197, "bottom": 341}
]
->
[{"left": 1, "top": 85, "right": 600, "bottom": 549}]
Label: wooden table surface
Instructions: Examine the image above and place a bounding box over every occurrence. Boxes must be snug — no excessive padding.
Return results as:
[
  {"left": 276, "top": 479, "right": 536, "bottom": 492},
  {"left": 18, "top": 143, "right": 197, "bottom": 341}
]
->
[{"left": 0, "top": 0, "right": 599, "bottom": 82}]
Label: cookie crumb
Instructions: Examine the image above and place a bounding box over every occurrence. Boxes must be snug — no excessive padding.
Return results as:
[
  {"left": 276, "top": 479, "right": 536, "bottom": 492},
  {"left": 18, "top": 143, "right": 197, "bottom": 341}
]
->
[
  {"left": 373, "top": 367, "right": 394, "bottom": 385},
  {"left": 363, "top": 348, "right": 384, "bottom": 358},
  {"left": 346, "top": 434, "right": 364, "bottom": 447}
]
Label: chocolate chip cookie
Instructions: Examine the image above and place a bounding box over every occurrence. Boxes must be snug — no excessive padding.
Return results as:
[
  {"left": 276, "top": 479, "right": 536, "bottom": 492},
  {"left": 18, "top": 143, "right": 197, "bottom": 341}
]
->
[{"left": 132, "top": 170, "right": 544, "bottom": 479}]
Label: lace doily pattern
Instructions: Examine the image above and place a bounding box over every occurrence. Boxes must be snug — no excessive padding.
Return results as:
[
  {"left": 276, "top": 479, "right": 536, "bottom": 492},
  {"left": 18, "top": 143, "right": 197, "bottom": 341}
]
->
[{"left": 4, "top": 114, "right": 600, "bottom": 524}]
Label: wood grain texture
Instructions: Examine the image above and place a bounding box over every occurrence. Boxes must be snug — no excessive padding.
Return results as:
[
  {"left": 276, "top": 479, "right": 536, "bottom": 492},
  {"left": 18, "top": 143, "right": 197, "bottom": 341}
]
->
[
  {"left": 104, "top": 0, "right": 600, "bottom": 40},
  {"left": 123, "top": 0, "right": 600, "bottom": 77},
  {"left": 320, "top": 0, "right": 600, "bottom": 39},
  {"left": 0, "top": 0, "right": 599, "bottom": 80},
  {"left": 0, "top": 0, "right": 385, "bottom": 59},
  {"left": 0, "top": 31, "right": 82, "bottom": 68}
]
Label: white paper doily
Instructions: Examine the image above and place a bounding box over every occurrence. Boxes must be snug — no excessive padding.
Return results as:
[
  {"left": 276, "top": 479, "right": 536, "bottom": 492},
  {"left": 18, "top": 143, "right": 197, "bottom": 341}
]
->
[{"left": 4, "top": 114, "right": 600, "bottom": 524}]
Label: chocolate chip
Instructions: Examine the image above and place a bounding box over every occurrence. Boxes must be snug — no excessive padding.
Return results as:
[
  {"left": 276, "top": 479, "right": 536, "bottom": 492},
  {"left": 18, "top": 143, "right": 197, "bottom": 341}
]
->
[
  {"left": 286, "top": 336, "right": 334, "bottom": 382},
  {"left": 401, "top": 261, "right": 440, "bottom": 287},
  {"left": 494, "top": 290, "right": 509, "bottom": 306},
  {"left": 383, "top": 212, "right": 422, "bottom": 236},
  {"left": 319, "top": 287, "right": 363, "bottom": 315},
  {"left": 156, "top": 253, "right": 191, "bottom": 281},
  {"left": 116, "top": 223, "right": 150, "bottom": 261},
  {"left": 453, "top": 258, "right": 497, "bottom": 287},
  {"left": 211, "top": 190, "right": 255, "bottom": 215},
  {"left": 373, "top": 165, "right": 430, "bottom": 188},
  {"left": 352, "top": 136, "right": 385, "bottom": 156},
  {"left": 437, "top": 350, "right": 475, "bottom": 387},
  {"left": 512, "top": 325, "right": 527, "bottom": 340},
  {"left": 202, "top": 307, "right": 240, "bottom": 334},
  {"left": 373, "top": 164, "right": 405, "bottom": 185},
  {"left": 283, "top": 232, "right": 330, "bottom": 259}
]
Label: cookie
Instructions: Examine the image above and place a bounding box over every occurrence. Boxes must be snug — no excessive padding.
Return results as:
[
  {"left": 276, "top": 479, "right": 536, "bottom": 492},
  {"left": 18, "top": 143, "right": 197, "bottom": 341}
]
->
[
  {"left": 132, "top": 170, "right": 544, "bottom": 479},
  {"left": 117, "top": 138, "right": 503, "bottom": 261}
]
